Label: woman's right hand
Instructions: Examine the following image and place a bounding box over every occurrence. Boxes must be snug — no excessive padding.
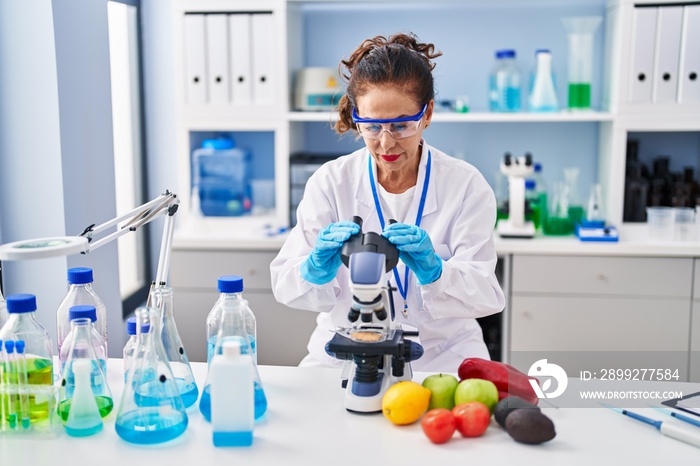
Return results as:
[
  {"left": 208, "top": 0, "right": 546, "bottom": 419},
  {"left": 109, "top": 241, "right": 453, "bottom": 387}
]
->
[{"left": 300, "top": 221, "right": 360, "bottom": 284}]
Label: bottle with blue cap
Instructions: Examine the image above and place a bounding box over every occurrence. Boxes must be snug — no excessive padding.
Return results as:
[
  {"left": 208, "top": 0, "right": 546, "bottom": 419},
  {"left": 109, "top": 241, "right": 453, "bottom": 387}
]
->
[
  {"left": 205, "top": 276, "right": 257, "bottom": 364},
  {"left": 59, "top": 305, "right": 107, "bottom": 376},
  {"left": 122, "top": 316, "right": 150, "bottom": 380},
  {"left": 489, "top": 49, "right": 521, "bottom": 112},
  {"left": 56, "top": 267, "right": 108, "bottom": 359},
  {"left": 0, "top": 294, "right": 54, "bottom": 421},
  {"left": 192, "top": 136, "right": 252, "bottom": 217}
]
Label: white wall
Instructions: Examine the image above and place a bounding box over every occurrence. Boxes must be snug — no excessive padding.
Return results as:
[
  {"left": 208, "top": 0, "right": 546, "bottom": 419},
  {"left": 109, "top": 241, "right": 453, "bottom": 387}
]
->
[{"left": 0, "top": 0, "right": 125, "bottom": 356}]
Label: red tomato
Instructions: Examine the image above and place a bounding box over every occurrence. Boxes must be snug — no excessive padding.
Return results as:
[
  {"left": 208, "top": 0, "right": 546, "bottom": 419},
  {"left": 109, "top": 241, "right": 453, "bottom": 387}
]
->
[
  {"left": 452, "top": 402, "right": 491, "bottom": 438},
  {"left": 420, "top": 408, "right": 457, "bottom": 444}
]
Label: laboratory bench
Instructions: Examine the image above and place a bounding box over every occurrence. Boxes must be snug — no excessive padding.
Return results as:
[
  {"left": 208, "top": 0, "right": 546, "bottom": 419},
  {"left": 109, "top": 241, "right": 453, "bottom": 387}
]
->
[{"left": 1, "top": 359, "right": 699, "bottom": 465}]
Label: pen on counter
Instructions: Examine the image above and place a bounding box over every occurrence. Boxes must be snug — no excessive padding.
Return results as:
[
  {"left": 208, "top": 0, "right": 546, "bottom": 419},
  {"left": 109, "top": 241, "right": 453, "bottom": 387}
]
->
[
  {"left": 652, "top": 406, "right": 700, "bottom": 429},
  {"left": 601, "top": 403, "right": 700, "bottom": 449},
  {"left": 15, "top": 340, "right": 31, "bottom": 429}
]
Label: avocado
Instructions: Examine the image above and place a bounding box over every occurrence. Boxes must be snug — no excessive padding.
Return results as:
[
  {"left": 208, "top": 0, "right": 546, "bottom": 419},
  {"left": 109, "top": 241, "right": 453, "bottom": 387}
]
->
[
  {"left": 494, "top": 396, "right": 541, "bottom": 428},
  {"left": 504, "top": 409, "right": 556, "bottom": 444}
]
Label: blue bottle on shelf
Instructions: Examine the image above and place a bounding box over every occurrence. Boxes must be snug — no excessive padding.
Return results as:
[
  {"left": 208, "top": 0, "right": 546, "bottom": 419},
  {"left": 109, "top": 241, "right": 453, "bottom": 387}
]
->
[{"left": 489, "top": 49, "right": 521, "bottom": 112}]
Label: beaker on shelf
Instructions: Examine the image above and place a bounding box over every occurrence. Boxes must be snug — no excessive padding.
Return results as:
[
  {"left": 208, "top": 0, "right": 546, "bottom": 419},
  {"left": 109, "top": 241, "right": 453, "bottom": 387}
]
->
[
  {"left": 561, "top": 16, "right": 602, "bottom": 111},
  {"left": 199, "top": 298, "right": 267, "bottom": 422},
  {"left": 115, "top": 306, "right": 188, "bottom": 445},
  {"left": 529, "top": 49, "right": 559, "bottom": 112},
  {"left": 58, "top": 317, "right": 113, "bottom": 426},
  {"left": 150, "top": 287, "right": 198, "bottom": 408}
]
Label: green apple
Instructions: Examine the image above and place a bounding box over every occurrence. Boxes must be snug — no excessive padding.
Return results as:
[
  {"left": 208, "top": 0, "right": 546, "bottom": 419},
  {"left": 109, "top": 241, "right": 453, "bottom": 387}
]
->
[
  {"left": 422, "top": 373, "right": 459, "bottom": 410},
  {"left": 454, "top": 378, "right": 499, "bottom": 413}
]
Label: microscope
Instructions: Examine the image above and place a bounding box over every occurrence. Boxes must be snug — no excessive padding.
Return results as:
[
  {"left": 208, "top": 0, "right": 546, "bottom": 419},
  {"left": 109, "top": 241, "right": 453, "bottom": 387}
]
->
[
  {"left": 325, "top": 216, "right": 424, "bottom": 413},
  {"left": 497, "top": 153, "right": 536, "bottom": 238}
]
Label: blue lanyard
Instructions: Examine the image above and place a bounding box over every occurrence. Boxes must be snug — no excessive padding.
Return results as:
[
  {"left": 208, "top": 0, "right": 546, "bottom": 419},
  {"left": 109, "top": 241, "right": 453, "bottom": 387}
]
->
[{"left": 368, "top": 149, "right": 432, "bottom": 316}]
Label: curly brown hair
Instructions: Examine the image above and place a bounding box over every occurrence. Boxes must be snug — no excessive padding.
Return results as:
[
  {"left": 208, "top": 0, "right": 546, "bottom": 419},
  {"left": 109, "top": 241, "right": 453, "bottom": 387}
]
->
[{"left": 335, "top": 33, "right": 442, "bottom": 135}]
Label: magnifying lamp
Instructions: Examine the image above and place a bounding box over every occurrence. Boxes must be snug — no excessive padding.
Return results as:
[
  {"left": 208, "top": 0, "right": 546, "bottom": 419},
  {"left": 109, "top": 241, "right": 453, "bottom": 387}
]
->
[{"left": 0, "top": 191, "right": 179, "bottom": 288}]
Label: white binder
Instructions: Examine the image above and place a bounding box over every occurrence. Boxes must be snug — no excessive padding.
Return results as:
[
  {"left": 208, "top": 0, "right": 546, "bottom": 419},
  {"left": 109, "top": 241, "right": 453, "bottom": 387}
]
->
[
  {"left": 184, "top": 14, "right": 207, "bottom": 105},
  {"left": 652, "top": 6, "right": 683, "bottom": 103},
  {"left": 251, "top": 13, "right": 275, "bottom": 106},
  {"left": 205, "top": 14, "right": 230, "bottom": 104},
  {"left": 679, "top": 5, "right": 700, "bottom": 103},
  {"left": 628, "top": 7, "right": 658, "bottom": 103},
  {"left": 229, "top": 14, "right": 252, "bottom": 106}
]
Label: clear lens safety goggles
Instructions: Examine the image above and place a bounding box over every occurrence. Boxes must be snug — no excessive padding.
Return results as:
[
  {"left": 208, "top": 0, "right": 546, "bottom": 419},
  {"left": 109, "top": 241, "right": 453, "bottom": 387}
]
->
[{"left": 352, "top": 104, "right": 427, "bottom": 140}]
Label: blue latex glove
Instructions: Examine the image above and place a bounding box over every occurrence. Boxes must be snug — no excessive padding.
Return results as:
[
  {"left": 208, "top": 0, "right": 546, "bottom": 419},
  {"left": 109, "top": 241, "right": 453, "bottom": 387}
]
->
[
  {"left": 382, "top": 223, "right": 442, "bottom": 285},
  {"left": 301, "top": 221, "right": 361, "bottom": 285}
]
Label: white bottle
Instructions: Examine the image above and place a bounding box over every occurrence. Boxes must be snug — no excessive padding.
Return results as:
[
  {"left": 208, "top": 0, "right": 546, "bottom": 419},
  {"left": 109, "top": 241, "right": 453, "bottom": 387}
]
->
[
  {"left": 529, "top": 49, "right": 559, "bottom": 112},
  {"left": 211, "top": 341, "right": 254, "bottom": 447},
  {"left": 56, "top": 268, "right": 108, "bottom": 357}
]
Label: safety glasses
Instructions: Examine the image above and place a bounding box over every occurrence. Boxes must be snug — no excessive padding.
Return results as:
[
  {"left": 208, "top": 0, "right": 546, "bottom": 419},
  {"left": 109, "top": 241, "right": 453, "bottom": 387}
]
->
[{"left": 352, "top": 104, "right": 427, "bottom": 140}]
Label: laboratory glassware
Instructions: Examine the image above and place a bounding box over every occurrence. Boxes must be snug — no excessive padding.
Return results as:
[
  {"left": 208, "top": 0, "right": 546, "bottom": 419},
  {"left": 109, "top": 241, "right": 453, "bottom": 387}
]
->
[
  {"left": 200, "top": 297, "right": 267, "bottom": 422},
  {"left": 61, "top": 359, "right": 103, "bottom": 437},
  {"left": 205, "top": 276, "right": 257, "bottom": 364},
  {"left": 150, "top": 286, "right": 198, "bottom": 408},
  {"left": 585, "top": 183, "right": 605, "bottom": 225},
  {"left": 562, "top": 16, "right": 602, "bottom": 111},
  {"left": 123, "top": 316, "right": 149, "bottom": 380},
  {"left": 115, "top": 305, "right": 188, "bottom": 445},
  {"left": 564, "top": 167, "right": 585, "bottom": 226},
  {"left": 0, "top": 290, "right": 7, "bottom": 330},
  {"left": 56, "top": 267, "right": 108, "bottom": 358},
  {"left": 543, "top": 181, "right": 574, "bottom": 235},
  {"left": 58, "top": 316, "right": 113, "bottom": 424},
  {"left": 528, "top": 49, "right": 559, "bottom": 112},
  {"left": 489, "top": 49, "right": 521, "bottom": 112},
  {"left": 210, "top": 341, "right": 254, "bottom": 447},
  {"left": 0, "top": 294, "right": 53, "bottom": 423},
  {"left": 59, "top": 305, "right": 107, "bottom": 376}
]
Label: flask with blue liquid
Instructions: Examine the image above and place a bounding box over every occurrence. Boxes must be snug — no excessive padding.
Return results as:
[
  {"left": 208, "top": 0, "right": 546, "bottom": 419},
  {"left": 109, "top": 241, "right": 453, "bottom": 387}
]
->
[
  {"left": 199, "top": 296, "right": 267, "bottom": 422},
  {"left": 489, "top": 49, "right": 521, "bottom": 112}
]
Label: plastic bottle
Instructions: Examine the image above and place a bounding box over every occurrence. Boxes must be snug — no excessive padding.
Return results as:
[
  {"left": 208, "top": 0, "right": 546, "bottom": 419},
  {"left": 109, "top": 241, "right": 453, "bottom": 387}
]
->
[
  {"left": 60, "top": 305, "right": 107, "bottom": 376},
  {"left": 529, "top": 49, "right": 559, "bottom": 112},
  {"left": 489, "top": 49, "right": 521, "bottom": 112},
  {"left": 524, "top": 179, "right": 540, "bottom": 229},
  {"left": 56, "top": 268, "right": 108, "bottom": 359},
  {"left": 205, "top": 276, "right": 257, "bottom": 364},
  {"left": 211, "top": 341, "right": 254, "bottom": 447},
  {"left": 200, "top": 297, "right": 267, "bottom": 422},
  {"left": 122, "top": 316, "right": 150, "bottom": 380},
  {"left": 0, "top": 294, "right": 54, "bottom": 421}
]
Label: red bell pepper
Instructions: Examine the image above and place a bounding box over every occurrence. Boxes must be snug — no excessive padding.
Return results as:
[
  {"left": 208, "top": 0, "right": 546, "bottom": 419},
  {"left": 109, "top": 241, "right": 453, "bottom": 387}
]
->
[{"left": 458, "top": 358, "right": 540, "bottom": 405}]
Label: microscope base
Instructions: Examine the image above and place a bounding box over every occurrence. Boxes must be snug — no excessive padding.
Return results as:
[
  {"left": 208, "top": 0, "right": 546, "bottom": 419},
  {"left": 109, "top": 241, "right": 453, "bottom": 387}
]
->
[
  {"left": 343, "top": 357, "right": 411, "bottom": 413},
  {"left": 497, "top": 220, "right": 536, "bottom": 239}
]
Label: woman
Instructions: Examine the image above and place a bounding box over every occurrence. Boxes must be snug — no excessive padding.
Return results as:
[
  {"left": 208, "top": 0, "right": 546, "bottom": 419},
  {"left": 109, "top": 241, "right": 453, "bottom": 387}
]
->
[{"left": 271, "top": 33, "right": 505, "bottom": 372}]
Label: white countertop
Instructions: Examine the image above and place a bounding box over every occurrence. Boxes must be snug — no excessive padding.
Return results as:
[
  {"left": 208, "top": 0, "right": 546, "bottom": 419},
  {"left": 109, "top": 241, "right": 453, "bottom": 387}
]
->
[
  {"left": 2, "top": 360, "right": 699, "bottom": 465},
  {"left": 173, "top": 223, "right": 700, "bottom": 257}
]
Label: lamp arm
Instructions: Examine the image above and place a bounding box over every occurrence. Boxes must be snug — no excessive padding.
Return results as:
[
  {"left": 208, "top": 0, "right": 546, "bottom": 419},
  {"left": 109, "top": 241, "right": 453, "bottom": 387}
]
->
[{"left": 82, "top": 192, "right": 175, "bottom": 239}]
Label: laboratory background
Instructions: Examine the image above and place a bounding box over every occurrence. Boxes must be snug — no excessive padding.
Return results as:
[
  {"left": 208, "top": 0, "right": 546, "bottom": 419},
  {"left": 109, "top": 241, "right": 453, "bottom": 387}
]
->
[{"left": 0, "top": 0, "right": 699, "bottom": 457}]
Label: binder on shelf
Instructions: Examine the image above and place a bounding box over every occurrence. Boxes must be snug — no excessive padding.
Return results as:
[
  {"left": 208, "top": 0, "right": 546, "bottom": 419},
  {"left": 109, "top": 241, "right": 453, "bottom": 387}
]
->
[
  {"left": 652, "top": 6, "right": 683, "bottom": 103},
  {"left": 229, "top": 13, "right": 252, "bottom": 106},
  {"left": 628, "top": 7, "right": 657, "bottom": 103},
  {"left": 251, "top": 13, "right": 275, "bottom": 106},
  {"left": 678, "top": 5, "right": 700, "bottom": 103},
  {"left": 184, "top": 14, "right": 207, "bottom": 105},
  {"left": 205, "top": 14, "right": 230, "bottom": 105}
]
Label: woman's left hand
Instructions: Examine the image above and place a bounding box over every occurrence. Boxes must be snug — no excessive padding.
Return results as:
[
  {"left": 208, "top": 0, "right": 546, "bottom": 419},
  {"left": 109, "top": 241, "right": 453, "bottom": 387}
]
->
[{"left": 382, "top": 223, "right": 442, "bottom": 285}]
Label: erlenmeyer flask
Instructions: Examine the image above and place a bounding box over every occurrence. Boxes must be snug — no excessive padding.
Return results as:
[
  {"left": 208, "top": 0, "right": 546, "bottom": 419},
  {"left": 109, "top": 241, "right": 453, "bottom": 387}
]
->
[
  {"left": 199, "top": 298, "right": 267, "bottom": 422},
  {"left": 150, "top": 287, "right": 198, "bottom": 408},
  {"left": 58, "top": 317, "right": 113, "bottom": 427},
  {"left": 115, "top": 306, "right": 188, "bottom": 444},
  {"left": 62, "top": 359, "right": 103, "bottom": 436}
]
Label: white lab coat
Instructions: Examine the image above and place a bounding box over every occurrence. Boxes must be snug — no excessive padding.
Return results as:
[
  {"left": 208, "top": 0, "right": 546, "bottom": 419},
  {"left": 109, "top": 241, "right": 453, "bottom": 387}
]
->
[{"left": 270, "top": 142, "right": 505, "bottom": 372}]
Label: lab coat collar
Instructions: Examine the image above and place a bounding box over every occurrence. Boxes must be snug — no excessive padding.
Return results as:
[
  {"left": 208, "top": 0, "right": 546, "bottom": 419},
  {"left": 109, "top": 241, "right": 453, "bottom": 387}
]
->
[{"left": 356, "top": 140, "right": 438, "bottom": 226}]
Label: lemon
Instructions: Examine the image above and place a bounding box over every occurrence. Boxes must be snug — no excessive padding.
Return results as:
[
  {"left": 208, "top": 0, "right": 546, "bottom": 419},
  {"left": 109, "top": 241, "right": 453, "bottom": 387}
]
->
[{"left": 381, "top": 381, "right": 431, "bottom": 425}]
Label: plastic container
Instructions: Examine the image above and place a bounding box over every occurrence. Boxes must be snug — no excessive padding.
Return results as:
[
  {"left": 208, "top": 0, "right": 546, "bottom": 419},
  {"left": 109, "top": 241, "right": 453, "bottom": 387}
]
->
[
  {"left": 674, "top": 207, "right": 696, "bottom": 241},
  {"left": 0, "top": 294, "right": 54, "bottom": 422},
  {"left": 647, "top": 206, "right": 674, "bottom": 241},
  {"left": 529, "top": 49, "right": 559, "bottom": 112},
  {"left": 210, "top": 341, "right": 254, "bottom": 447},
  {"left": 192, "top": 137, "right": 252, "bottom": 217},
  {"left": 56, "top": 267, "right": 108, "bottom": 359},
  {"left": 59, "top": 305, "right": 107, "bottom": 377},
  {"left": 489, "top": 49, "right": 521, "bottom": 112}
]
